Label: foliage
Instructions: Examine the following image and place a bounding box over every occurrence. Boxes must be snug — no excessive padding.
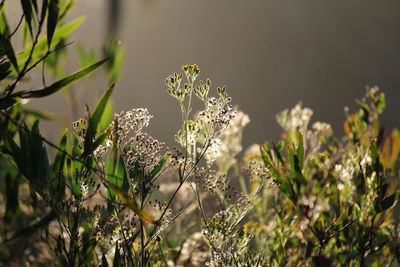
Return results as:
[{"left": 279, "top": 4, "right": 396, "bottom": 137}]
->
[{"left": 0, "top": 2, "right": 399, "bottom": 267}]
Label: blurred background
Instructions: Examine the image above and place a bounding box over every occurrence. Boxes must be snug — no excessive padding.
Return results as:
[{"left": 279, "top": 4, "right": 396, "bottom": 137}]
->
[{"left": 11, "top": 0, "right": 400, "bottom": 149}]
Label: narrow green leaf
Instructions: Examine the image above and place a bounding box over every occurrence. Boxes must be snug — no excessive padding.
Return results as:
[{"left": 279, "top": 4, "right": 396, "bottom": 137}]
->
[
  {"left": 47, "top": 0, "right": 59, "bottom": 48},
  {"left": 32, "top": 0, "right": 38, "bottom": 13},
  {"left": 288, "top": 146, "right": 295, "bottom": 173},
  {"left": 101, "top": 254, "right": 109, "bottom": 267},
  {"left": 89, "top": 83, "right": 114, "bottom": 136},
  {"left": 0, "top": 60, "right": 11, "bottom": 81},
  {"left": 376, "top": 92, "right": 385, "bottom": 114},
  {"left": 106, "top": 153, "right": 124, "bottom": 200},
  {"left": 0, "top": 97, "right": 16, "bottom": 110},
  {"left": 19, "top": 58, "right": 108, "bottom": 98},
  {"left": 52, "top": 129, "right": 67, "bottom": 176},
  {"left": 40, "top": 0, "right": 48, "bottom": 22},
  {"left": 0, "top": 33, "right": 19, "bottom": 73},
  {"left": 16, "top": 16, "right": 85, "bottom": 64},
  {"left": 297, "top": 132, "right": 304, "bottom": 169},
  {"left": 375, "top": 190, "right": 400, "bottom": 213},
  {"left": 23, "top": 108, "right": 57, "bottom": 120},
  {"left": 82, "top": 83, "right": 114, "bottom": 158},
  {"left": 99, "top": 100, "right": 114, "bottom": 132},
  {"left": 112, "top": 243, "right": 120, "bottom": 267},
  {"left": 20, "top": 0, "right": 33, "bottom": 37},
  {"left": 0, "top": 7, "right": 10, "bottom": 37},
  {"left": 51, "top": 130, "right": 67, "bottom": 203},
  {"left": 4, "top": 173, "right": 20, "bottom": 229}
]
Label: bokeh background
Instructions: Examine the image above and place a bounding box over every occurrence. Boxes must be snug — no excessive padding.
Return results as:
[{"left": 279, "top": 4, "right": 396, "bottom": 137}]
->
[{"left": 11, "top": 0, "right": 400, "bottom": 149}]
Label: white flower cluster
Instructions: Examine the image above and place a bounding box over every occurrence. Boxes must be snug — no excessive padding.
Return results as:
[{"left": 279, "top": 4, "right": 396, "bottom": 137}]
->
[
  {"left": 277, "top": 103, "right": 313, "bottom": 134},
  {"left": 204, "top": 138, "right": 223, "bottom": 167},
  {"left": 89, "top": 108, "right": 167, "bottom": 177},
  {"left": 110, "top": 108, "right": 153, "bottom": 145},
  {"left": 335, "top": 155, "right": 357, "bottom": 198},
  {"left": 198, "top": 96, "right": 236, "bottom": 139},
  {"left": 123, "top": 132, "right": 165, "bottom": 175},
  {"left": 307, "top": 121, "right": 332, "bottom": 155},
  {"left": 216, "top": 110, "right": 250, "bottom": 167},
  {"left": 175, "top": 120, "right": 200, "bottom": 147}
]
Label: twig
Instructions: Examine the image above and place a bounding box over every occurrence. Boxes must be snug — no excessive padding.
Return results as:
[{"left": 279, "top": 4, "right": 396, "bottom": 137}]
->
[{"left": 8, "top": 14, "right": 24, "bottom": 39}]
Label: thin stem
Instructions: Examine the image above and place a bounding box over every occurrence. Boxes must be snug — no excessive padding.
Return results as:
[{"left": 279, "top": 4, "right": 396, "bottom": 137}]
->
[
  {"left": 144, "top": 140, "right": 211, "bottom": 249},
  {"left": 6, "top": 5, "right": 46, "bottom": 97},
  {"left": 8, "top": 14, "right": 24, "bottom": 39}
]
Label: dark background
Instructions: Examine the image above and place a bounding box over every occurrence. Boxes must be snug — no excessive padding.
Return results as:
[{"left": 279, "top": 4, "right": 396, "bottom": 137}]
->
[{"left": 11, "top": 0, "right": 400, "bottom": 149}]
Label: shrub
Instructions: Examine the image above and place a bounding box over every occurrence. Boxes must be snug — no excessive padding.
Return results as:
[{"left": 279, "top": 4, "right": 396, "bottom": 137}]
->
[{"left": 0, "top": 2, "right": 399, "bottom": 266}]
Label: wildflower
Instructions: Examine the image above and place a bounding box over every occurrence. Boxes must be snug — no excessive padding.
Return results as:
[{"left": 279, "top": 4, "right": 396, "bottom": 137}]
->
[
  {"left": 110, "top": 108, "right": 153, "bottom": 145},
  {"left": 123, "top": 132, "right": 165, "bottom": 175},
  {"left": 80, "top": 181, "right": 89, "bottom": 198},
  {"left": 204, "top": 138, "right": 222, "bottom": 167},
  {"left": 216, "top": 110, "right": 250, "bottom": 168},
  {"left": 276, "top": 102, "right": 313, "bottom": 134},
  {"left": 307, "top": 121, "right": 332, "bottom": 155}
]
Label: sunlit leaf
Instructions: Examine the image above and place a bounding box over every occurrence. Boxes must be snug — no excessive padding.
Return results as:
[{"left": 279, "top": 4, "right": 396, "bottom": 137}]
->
[
  {"left": 17, "top": 58, "right": 107, "bottom": 98},
  {"left": 105, "top": 180, "right": 155, "bottom": 224},
  {"left": 16, "top": 16, "right": 85, "bottom": 64},
  {"left": 82, "top": 83, "right": 114, "bottom": 157},
  {"left": 23, "top": 108, "right": 57, "bottom": 120}
]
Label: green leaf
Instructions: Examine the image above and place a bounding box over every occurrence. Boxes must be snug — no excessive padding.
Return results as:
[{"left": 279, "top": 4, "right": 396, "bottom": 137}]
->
[
  {"left": 0, "top": 97, "right": 16, "bottom": 110},
  {"left": 52, "top": 130, "right": 67, "bottom": 176},
  {"left": 112, "top": 243, "right": 120, "bottom": 267},
  {"left": 88, "top": 83, "right": 114, "bottom": 137},
  {"left": 297, "top": 132, "right": 304, "bottom": 169},
  {"left": 101, "top": 254, "right": 109, "bottom": 267},
  {"left": 374, "top": 190, "right": 400, "bottom": 213},
  {"left": 16, "top": 16, "right": 85, "bottom": 64},
  {"left": 0, "top": 7, "right": 10, "bottom": 37},
  {"left": 23, "top": 108, "right": 57, "bottom": 120},
  {"left": 18, "top": 58, "right": 108, "bottom": 98},
  {"left": 20, "top": 0, "right": 33, "bottom": 37},
  {"left": 4, "top": 173, "right": 20, "bottom": 230},
  {"left": 99, "top": 99, "right": 114, "bottom": 132},
  {"left": 0, "top": 33, "right": 19, "bottom": 73},
  {"left": 32, "top": 0, "right": 39, "bottom": 13},
  {"left": 101, "top": 253, "right": 108, "bottom": 267},
  {"left": 80, "top": 236, "right": 97, "bottom": 263},
  {"left": 0, "top": 60, "right": 11, "bottom": 81},
  {"left": 82, "top": 83, "right": 114, "bottom": 158},
  {"left": 51, "top": 129, "right": 67, "bottom": 203},
  {"left": 47, "top": 0, "right": 59, "bottom": 48},
  {"left": 106, "top": 153, "right": 125, "bottom": 200},
  {"left": 376, "top": 92, "right": 385, "bottom": 114}
]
